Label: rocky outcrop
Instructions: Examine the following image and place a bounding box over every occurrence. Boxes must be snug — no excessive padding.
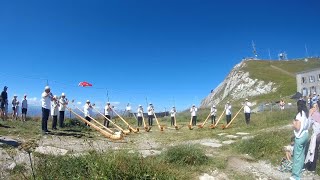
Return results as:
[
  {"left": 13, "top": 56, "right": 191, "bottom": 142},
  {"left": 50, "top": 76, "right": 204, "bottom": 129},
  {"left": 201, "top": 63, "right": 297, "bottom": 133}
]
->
[{"left": 201, "top": 60, "right": 277, "bottom": 107}]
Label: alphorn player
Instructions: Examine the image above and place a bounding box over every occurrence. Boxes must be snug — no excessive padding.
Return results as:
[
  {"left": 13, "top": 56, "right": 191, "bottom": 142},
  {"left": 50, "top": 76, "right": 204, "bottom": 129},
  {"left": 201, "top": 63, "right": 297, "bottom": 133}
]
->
[
  {"left": 58, "top": 93, "right": 68, "bottom": 128},
  {"left": 147, "top": 103, "right": 154, "bottom": 126},
  {"left": 190, "top": 104, "right": 198, "bottom": 126},
  {"left": 41, "top": 86, "right": 54, "bottom": 134},
  {"left": 225, "top": 101, "right": 232, "bottom": 124},
  {"left": 170, "top": 106, "right": 176, "bottom": 126},
  {"left": 210, "top": 104, "right": 217, "bottom": 124},
  {"left": 104, "top": 102, "right": 112, "bottom": 128},
  {"left": 84, "top": 100, "right": 93, "bottom": 126},
  {"left": 137, "top": 105, "right": 143, "bottom": 127},
  {"left": 51, "top": 95, "right": 59, "bottom": 130},
  {"left": 243, "top": 98, "right": 252, "bottom": 125}
]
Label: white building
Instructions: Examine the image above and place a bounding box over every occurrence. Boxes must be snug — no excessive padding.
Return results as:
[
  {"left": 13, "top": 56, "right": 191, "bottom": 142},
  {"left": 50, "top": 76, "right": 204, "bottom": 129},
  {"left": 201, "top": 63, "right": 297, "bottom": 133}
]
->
[{"left": 296, "top": 68, "right": 320, "bottom": 96}]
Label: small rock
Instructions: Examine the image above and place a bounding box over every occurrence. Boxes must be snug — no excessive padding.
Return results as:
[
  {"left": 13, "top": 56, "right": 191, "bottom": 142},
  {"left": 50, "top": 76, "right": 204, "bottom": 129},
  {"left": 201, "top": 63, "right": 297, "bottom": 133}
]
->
[
  {"left": 222, "top": 140, "right": 236, "bottom": 145},
  {"left": 199, "top": 173, "right": 215, "bottom": 180},
  {"left": 139, "top": 150, "right": 161, "bottom": 158},
  {"left": 225, "top": 135, "right": 238, "bottom": 139},
  {"left": 218, "top": 133, "right": 228, "bottom": 136},
  {"left": 35, "top": 146, "right": 68, "bottom": 156},
  {"left": 236, "top": 132, "right": 250, "bottom": 136},
  {"left": 201, "top": 142, "right": 222, "bottom": 148},
  {"left": 242, "top": 136, "right": 254, "bottom": 140},
  {"left": 8, "top": 162, "right": 16, "bottom": 170}
]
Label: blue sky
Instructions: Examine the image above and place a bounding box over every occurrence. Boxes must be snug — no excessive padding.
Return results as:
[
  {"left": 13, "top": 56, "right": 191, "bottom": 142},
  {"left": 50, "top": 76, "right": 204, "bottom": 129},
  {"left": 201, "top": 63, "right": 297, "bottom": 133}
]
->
[{"left": 0, "top": 0, "right": 319, "bottom": 112}]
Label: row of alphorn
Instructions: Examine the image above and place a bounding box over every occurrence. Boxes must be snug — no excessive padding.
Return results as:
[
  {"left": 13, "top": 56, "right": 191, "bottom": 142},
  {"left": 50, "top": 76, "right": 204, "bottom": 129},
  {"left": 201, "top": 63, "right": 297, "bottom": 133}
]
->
[{"left": 65, "top": 101, "right": 244, "bottom": 140}]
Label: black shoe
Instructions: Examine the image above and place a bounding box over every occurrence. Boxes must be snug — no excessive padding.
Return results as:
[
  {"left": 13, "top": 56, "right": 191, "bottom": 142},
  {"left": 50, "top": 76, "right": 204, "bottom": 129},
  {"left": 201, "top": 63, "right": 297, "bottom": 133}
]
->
[{"left": 45, "top": 130, "right": 51, "bottom": 134}]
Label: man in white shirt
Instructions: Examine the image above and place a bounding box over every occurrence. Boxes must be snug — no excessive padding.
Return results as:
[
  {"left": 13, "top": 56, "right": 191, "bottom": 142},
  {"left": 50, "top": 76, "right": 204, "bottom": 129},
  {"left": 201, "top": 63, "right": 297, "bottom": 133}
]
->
[
  {"left": 211, "top": 105, "right": 217, "bottom": 124},
  {"left": 126, "top": 103, "right": 132, "bottom": 117},
  {"left": 190, "top": 104, "right": 198, "bottom": 126},
  {"left": 41, "top": 86, "right": 53, "bottom": 133},
  {"left": 147, "top": 103, "right": 154, "bottom": 126},
  {"left": 51, "top": 95, "right": 59, "bottom": 130},
  {"left": 104, "top": 102, "right": 112, "bottom": 127},
  {"left": 244, "top": 98, "right": 251, "bottom": 125},
  {"left": 21, "top": 94, "right": 28, "bottom": 121},
  {"left": 137, "top": 105, "right": 143, "bottom": 127},
  {"left": 170, "top": 106, "right": 176, "bottom": 126},
  {"left": 84, "top": 100, "right": 93, "bottom": 126},
  {"left": 58, "top": 93, "right": 68, "bottom": 128},
  {"left": 225, "top": 101, "right": 232, "bottom": 124}
]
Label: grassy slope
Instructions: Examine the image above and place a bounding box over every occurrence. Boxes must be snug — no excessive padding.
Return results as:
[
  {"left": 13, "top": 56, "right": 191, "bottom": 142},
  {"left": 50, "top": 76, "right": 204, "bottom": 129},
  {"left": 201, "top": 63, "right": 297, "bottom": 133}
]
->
[{"left": 241, "top": 58, "right": 320, "bottom": 103}]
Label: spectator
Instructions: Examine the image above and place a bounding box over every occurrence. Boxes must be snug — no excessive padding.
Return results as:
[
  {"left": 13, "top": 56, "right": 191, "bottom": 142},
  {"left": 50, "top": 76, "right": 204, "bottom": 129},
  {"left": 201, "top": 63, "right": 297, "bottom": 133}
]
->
[
  {"left": 290, "top": 100, "right": 309, "bottom": 180},
  {"left": 1, "top": 86, "right": 8, "bottom": 120},
  {"left": 305, "top": 103, "right": 320, "bottom": 173},
  {"left": 21, "top": 94, "right": 28, "bottom": 121},
  {"left": 11, "top": 95, "right": 18, "bottom": 120}
]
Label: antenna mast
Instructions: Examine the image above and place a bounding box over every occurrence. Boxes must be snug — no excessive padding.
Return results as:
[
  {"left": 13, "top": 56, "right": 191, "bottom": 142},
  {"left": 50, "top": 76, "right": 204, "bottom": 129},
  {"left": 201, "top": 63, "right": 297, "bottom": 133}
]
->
[{"left": 252, "top": 40, "right": 258, "bottom": 59}]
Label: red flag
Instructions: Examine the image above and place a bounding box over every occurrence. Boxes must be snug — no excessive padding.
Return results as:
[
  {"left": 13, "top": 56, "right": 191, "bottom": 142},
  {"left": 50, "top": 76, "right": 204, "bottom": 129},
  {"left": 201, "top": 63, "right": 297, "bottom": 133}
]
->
[{"left": 78, "top": 81, "right": 92, "bottom": 87}]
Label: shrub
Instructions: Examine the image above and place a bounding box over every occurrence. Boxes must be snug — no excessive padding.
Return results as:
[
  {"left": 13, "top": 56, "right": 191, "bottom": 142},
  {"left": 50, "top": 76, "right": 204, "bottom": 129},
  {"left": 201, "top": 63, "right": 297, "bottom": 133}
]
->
[{"left": 162, "top": 144, "right": 208, "bottom": 166}]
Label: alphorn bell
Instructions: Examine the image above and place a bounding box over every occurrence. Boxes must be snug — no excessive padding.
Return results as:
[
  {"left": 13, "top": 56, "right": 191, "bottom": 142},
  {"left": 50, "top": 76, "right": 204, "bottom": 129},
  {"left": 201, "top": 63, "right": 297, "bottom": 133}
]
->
[
  {"left": 91, "top": 106, "right": 131, "bottom": 135},
  {"left": 153, "top": 112, "right": 164, "bottom": 131},
  {"left": 112, "top": 109, "right": 139, "bottom": 133},
  {"left": 209, "top": 108, "right": 226, "bottom": 129},
  {"left": 198, "top": 111, "right": 212, "bottom": 128},
  {"left": 222, "top": 106, "right": 244, "bottom": 130}
]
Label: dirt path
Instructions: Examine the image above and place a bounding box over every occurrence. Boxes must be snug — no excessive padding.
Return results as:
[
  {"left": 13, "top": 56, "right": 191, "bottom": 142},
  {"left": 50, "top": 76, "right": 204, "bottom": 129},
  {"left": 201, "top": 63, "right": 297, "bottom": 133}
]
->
[{"left": 270, "top": 65, "right": 295, "bottom": 78}]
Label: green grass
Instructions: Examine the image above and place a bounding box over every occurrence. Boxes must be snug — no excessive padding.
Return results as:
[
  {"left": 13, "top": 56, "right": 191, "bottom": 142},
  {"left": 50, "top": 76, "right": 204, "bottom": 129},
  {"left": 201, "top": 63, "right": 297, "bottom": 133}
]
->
[
  {"left": 33, "top": 150, "right": 185, "bottom": 180},
  {"left": 162, "top": 144, "right": 208, "bottom": 166},
  {"left": 241, "top": 58, "right": 320, "bottom": 103}
]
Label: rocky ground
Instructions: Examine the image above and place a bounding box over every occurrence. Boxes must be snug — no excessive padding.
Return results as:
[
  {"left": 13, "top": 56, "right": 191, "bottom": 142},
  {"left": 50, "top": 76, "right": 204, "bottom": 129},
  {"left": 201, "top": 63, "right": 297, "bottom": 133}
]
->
[{"left": 1, "top": 129, "right": 320, "bottom": 180}]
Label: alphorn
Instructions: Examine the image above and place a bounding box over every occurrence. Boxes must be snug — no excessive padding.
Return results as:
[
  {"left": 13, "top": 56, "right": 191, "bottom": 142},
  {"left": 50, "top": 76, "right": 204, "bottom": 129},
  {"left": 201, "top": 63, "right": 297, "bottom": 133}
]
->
[
  {"left": 188, "top": 116, "right": 193, "bottom": 130},
  {"left": 153, "top": 112, "right": 164, "bottom": 131},
  {"left": 198, "top": 111, "right": 212, "bottom": 128},
  {"left": 222, "top": 106, "right": 244, "bottom": 130},
  {"left": 209, "top": 108, "right": 226, "bottom": 129},
  {"left": 142, "top": 114, "right": 151, "bottom": 132},
  {"left": 66, "top": 106, "right": 122, "bottom": 140},
  {"left": 72, "top": 104, "right": 114, "bottom": 134},
  {"left": 174, "top": 115, "right": 178, "bottom": 130},
  {"left": 112, "top": 109, "right": 139, "bottom": 133},
  {"left": 91, "top": 106, "right": 131, "bottom": 135}
]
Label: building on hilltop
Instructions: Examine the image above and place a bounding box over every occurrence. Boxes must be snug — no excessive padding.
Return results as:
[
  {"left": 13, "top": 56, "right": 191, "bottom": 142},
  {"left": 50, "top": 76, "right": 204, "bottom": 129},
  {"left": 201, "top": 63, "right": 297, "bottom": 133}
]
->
[{"left": 296, "top": 68, "right": 320, "bottom": 96}]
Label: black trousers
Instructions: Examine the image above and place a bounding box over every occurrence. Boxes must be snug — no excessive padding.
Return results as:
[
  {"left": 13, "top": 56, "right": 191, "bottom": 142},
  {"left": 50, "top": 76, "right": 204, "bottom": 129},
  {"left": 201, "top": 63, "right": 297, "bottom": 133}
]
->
[
  {"left": 85, "top": 116, "right": 91, "bottom": 126},
  {"left": 192, "top": 116, "right": 197, "bottom": 126},
  {"left": 104, "top": 115, "right": 111, "bottom": 127},
  {"left": 59, "top": 111, "right": 65, "bottom": 128},
  {"left": 211, "top": 115, "right": 216, "bottom": 124},
  {"left": 245, "top": 113, "right": 250, "bottom": 125},
  {"left": 148, "top": 115, "right": 153, "bottom": 126},
  {"left": 171, "top": 116, "right": 175, "bottom": 126},
  {"left": 52, "top": 115, "right": 58, "bottom": 129},
  {"left": 137, "top": 116, "right": 142, "bottom": 127},
  {"left": 226, "top": 115, "right": 231, "bottom": 124},
  {"left": 306, "top": 136, "right": 320, "bottom": 171},
  {"left": 41, "top": 108, "right": 50, "bottom": 132}
]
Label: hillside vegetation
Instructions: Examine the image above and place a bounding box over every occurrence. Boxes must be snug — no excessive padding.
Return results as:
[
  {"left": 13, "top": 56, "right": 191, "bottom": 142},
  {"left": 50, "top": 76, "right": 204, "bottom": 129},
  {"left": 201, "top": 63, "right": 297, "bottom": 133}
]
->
[{"left": 242, "top": 58, "right": 320, "bottom": 102}]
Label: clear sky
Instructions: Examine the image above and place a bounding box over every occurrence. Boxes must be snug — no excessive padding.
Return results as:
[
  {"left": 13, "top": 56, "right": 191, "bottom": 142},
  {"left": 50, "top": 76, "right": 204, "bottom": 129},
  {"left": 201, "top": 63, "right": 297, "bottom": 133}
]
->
[{"left": 0, "top": 0, "right": 319, "bottom": 112}]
